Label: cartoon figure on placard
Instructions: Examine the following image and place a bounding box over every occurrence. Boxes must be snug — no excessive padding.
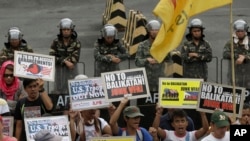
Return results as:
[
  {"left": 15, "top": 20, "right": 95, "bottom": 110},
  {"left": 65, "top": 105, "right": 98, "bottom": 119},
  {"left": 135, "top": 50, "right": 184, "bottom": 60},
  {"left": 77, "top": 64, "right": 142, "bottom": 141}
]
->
[{"left": 162, "top": 88, "right": 179, "bottom": 101}]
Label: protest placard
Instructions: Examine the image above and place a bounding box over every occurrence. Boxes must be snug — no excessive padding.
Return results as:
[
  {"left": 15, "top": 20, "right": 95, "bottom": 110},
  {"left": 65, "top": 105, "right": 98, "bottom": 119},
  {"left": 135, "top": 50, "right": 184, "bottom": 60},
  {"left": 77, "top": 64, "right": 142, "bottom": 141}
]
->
[
  {"left": 68, "top": 77, "right": 109, "bottom": 111},
  {"left": 158, "top": 78, "right": 203, "bottom": 109},
  {"left": 2, "top": 116, "right": 14, "bottom": 136},
  {"left": 90, "top": 136, "right": 136, "bottom": 141},
  {"left": 24, "top": 115, "right": 71, "bottom": 141},
  {"left": 197, "top": 82, "right": 245, "bottom": 117},
  {"left": 14, "top": 51, "right": 55, "bottom": 81},
  {"left": 101, "top": 68, "right": 150, "bottom": 102}
]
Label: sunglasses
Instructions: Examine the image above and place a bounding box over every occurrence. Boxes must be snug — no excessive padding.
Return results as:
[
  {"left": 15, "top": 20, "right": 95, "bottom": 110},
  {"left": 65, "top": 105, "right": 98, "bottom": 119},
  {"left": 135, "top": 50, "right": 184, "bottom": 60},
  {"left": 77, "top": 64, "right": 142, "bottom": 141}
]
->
[{"left": 3, "top": 74, "right": 14, "bottom": 78}]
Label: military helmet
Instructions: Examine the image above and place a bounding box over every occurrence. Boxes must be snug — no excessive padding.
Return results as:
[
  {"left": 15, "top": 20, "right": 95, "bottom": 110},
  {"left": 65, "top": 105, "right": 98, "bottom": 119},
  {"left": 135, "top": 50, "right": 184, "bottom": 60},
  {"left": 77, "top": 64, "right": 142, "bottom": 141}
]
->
[
  {"left": 59, "top": 18, "right": 75, "bottom": 29},
  {"left": 101, "top": 24, "right": 118, "bottom": 38},
  {"left": 188, "top": 18, "right": 205, "bottom": 29},
  {"left": 146, "top": 20, "right": 161, "bottom": 31},
  {"left": 7, "top": 27, "right": 23, "bottom": 40},
  {"left": 233, "top": 19, "right": 249, "bottom": 31}
]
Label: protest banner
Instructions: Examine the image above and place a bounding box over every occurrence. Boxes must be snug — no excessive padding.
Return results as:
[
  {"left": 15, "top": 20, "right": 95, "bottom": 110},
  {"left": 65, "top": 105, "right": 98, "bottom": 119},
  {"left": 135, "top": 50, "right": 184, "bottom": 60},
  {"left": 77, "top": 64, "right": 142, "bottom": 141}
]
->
[
  {"left": 14, "top": 51, "right": 55, "bottom": 81},
  {"left": 68, "top": 77, "right": 109, "bottom": 111},
  {"left": 2, "top": 116, "right": 14, "bottom": 136},
  {"left": 158, "top": 78, "right": 203, "bottom": 109},
  {"left": 197, "top": 82, "right": 245, "bottom": 117},
  {"left": 101, "top": 68, "right": 150, "bottom": 102},
  {"left": 24, "top": 115, "right": 71, "bottom": 141},
  {"left": 90, "top": 136, "right": 136, "bottom": 141}
]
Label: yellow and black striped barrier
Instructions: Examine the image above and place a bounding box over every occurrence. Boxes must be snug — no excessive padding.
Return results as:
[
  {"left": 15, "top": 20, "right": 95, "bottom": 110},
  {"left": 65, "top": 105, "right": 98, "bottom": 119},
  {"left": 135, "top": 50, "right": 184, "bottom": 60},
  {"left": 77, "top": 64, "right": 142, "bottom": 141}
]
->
[
  {"left": 122, "top": 10, "right": 147, "bottom": 55},
  {"left": 165, "top": 51, "right": 183, "bottom": 78},
  {"left": 102, "top": 0, "right": 127, "bottom": 31}
]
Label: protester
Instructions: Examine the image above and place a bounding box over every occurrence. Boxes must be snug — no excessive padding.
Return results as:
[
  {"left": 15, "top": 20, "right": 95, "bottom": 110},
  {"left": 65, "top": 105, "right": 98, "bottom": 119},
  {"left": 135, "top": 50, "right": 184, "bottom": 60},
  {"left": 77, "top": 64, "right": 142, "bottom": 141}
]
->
[
  {"left": 201, "top": 110, "right": 230, "bottom": 141},
  {"left": 135, "top": 19, "right": 170, "bottom": 92},
  {"left": 181, "top": 18, "right": 212, "bottom": 81},
  {"left": 94, "top": 24, "right": 129, "bottom": 76},
  {"left": 14, "top": 78, "right": 53, "bottom": 141},
  {"left": 0, "top": 60, "right": 27, "bottom": 115},
  {"left": 109, "top": 97, "right": 157, "bottom": 141},
  {"left": 49, "top": 18, "right": 81, "bottom": 94},
  {"left": 232, "top": 103, "right": 250, "bottom": 125},
  {"left": 0, "top": 27, "right": 33, "bottom": 65},
  {"left": 69, "top": 108, "right": 112, "bottom": 141},
  {"left": 158, "top": 108, "right": 195, "bottom": 131},
  {"left": 152, "top": 106, "right": 209, "bottom": 141}
]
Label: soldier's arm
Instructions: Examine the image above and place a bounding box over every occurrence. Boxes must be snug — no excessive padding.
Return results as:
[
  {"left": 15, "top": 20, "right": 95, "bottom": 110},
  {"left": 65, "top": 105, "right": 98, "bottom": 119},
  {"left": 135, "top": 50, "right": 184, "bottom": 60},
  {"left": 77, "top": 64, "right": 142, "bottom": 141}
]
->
[
  {"left": 135, "top": 43, "right": 148, "bottom": 67},
  {"left": 94, "top": 42, "right": 113, "bottom": 63},
  {"left": 66, "top": 40, "right": 81, "bottom": 64},
  {"left": 0, "top": 48, "right": 8, "bottom": 65},
  {"left": 223, "top": 40, "right": 235, "bottom": 59},
  {"left": 116, "top": 43, "right": 129, "bottom": 60},
  {"left": 181, "top": 43, "right": 194, "bottom": 63},
  {"left": 197, "top": 41, "right": 212, "bottom": 62},
  {"left": 49, "top": 40, "right": 63, "bottom": 64}
]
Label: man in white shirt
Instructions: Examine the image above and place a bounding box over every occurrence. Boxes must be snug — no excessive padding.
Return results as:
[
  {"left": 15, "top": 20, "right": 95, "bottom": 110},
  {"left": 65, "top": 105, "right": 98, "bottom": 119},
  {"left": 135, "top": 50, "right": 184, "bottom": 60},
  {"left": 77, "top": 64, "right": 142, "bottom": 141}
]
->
[{"left": 201, "top": 110, "right": 230, "bottom": 141}]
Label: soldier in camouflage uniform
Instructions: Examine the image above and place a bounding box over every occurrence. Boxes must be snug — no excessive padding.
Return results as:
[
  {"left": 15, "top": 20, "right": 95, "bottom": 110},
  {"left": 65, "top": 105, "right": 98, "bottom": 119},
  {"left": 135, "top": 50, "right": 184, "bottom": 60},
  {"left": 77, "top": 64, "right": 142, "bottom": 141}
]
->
[
  {"left": 135, "top": 20, "right": 170, "bottom": 92},
  {"left": 49, "top": 18, "right": 81, "bottom": 94},
  {"left": 94, "top": 24, "right": 129, "bottom": 76},
  {"left": 223, "top": 19, "right": 250, "bottom": 89},
  {"left": 181, "top": 18, "right": 212, "bottom": 81},
  {"left": 0, "top": 27, "right": 33, "bottom": 65}
]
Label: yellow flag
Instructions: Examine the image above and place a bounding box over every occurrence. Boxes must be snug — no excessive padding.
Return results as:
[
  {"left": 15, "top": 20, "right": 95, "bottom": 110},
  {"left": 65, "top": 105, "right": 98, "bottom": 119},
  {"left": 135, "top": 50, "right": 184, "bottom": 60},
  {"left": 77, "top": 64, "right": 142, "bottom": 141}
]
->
[
  {"left": 190, "top": 0, "right": 232, "bottom": 16},
  {"left": 150, "top": 0, "right": 192, "bottom": 63}
]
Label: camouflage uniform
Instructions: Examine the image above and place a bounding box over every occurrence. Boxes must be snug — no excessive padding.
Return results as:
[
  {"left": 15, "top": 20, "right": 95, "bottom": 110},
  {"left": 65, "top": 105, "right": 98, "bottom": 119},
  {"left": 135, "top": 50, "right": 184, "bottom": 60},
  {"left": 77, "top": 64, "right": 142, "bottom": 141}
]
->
[
  {"left": 223, "top": 39, "right": 250, "bottom": 89},
  {"left": 49, "top": 31, "right": 81, "bottom": 93},
  {"left": 0, "top": 39, "right": 33, "bottom": 65},
  {"left": 135, "top": 39, "right": 169, "bottom": 92},
  {"left": 181, "top": 40, "right": 212, "bottom": 81},
  {"left": 94, "top": 38, "right": 128, "bottom": 76}
]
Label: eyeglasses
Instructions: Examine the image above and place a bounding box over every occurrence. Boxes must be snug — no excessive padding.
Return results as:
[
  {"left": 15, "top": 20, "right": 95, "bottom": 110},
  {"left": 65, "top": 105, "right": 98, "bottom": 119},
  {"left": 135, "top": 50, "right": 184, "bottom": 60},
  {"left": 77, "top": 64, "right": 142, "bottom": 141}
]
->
[{"left": 3, "top": 74, "right": 14, "bottom": 78}]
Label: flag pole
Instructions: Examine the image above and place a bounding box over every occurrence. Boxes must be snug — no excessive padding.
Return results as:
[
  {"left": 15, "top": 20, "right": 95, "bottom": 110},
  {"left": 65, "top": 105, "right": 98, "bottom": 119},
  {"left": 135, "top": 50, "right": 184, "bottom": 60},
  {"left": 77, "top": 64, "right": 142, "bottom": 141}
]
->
[{"left": 229, "top": 2, "right": 236, "bottom": 122}]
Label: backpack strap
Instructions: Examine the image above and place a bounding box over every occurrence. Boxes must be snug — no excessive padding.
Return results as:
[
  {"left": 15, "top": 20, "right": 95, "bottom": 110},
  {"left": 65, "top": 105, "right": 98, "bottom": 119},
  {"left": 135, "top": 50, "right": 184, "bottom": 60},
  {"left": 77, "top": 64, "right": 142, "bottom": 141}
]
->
[
  {"left": 121, "top": 128, "right": 143, "bottom": 141},
  {"left": 185, "top": 131, "right": 190, "bottom": 141},
  {"left": 136, "top": 128, "right": 143, "bottom": 141}
]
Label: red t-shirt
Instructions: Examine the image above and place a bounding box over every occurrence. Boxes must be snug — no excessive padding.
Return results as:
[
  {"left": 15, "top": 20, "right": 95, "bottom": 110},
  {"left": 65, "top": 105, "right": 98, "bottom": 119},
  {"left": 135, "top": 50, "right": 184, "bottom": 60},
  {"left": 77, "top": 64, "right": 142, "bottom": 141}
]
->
[{"left": 3, "top": 136, "right": 17, "bottom": 141}]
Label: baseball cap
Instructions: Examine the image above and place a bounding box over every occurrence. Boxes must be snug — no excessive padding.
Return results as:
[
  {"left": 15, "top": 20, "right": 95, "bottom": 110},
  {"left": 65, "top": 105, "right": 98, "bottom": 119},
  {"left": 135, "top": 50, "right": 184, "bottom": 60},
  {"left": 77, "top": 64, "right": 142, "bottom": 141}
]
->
[
  {"left": 211, "top": 111, "right": 230, "bottom": 127},
  {"left": 123, "top": 106, "right": 144, "bottom": 118}
]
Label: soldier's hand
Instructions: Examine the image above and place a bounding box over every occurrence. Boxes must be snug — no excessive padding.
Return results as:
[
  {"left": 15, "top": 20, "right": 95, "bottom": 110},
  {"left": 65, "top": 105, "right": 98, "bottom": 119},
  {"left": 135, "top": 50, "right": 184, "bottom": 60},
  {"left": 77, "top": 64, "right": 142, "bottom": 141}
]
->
[
  {"left": 236, "top": 55, "right": 245, "bottom": 65},
  {"left": 147, "top": 57, "right": 158, "bottom": 64},
  {"left": 112, "top": 57, "right": 121, "bottom": 63},
  {"left": 188, "top": 52, "right": 198, "bottom": 58},
  {"left": 65, "top": 60, "right": 74, "bottom": 69}
]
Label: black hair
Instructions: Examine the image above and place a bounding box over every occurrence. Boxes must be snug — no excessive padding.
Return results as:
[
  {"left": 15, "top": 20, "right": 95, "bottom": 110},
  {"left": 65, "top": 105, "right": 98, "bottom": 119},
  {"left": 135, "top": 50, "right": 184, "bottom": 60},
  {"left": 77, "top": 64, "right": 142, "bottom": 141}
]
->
[
  {"left": 23, "top": 78, "right": 37, "bottom": 88},
  {"left": 170, "top": 109, "right": 188, "bottom": 123}
]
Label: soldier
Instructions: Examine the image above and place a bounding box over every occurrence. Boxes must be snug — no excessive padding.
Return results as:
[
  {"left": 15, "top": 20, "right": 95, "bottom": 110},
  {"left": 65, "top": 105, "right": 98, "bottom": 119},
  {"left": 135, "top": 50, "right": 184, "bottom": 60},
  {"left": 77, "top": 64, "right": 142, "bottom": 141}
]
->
[
  {"left": 135, "top": 20, "right": 170, "bottom": 92},
  {"left": 0, "top": 27, "right": 33, "bottom": 65},
  {"left": 49, "top": 18, "right": 81, "bottom": 94},
  {"left": 94, "top": 24, "right": 129, "bottom": 77},
  {"left": 223, "top": 19, "right": 250, "bottom": 89},
  {"left": 181, "top": 18, "right": 212, "bottom": 81}
]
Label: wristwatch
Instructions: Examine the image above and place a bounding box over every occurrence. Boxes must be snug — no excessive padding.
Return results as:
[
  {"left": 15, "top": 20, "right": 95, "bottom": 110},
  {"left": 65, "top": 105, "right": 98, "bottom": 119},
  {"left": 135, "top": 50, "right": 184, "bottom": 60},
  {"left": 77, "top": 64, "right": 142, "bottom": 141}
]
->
[{"left": 39, "top": 87, "right": 45, "bottom": 93}]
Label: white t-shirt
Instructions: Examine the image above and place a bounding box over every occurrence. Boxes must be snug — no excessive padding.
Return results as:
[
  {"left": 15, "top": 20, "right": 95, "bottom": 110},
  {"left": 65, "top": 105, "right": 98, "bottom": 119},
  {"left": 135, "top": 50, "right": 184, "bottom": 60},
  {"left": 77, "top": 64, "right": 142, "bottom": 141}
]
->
[
  {"left": 76, "top": 117, "right": 108, "bottom": 141},
  {"left": 163, "top": 130, "right": 197, "bottom": 141},
  {"left": 0, "top": 98, "right": 9, "bottom": 114},
  {"left": 201, "top": 131, "right": 230, "bottom": 141}
]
